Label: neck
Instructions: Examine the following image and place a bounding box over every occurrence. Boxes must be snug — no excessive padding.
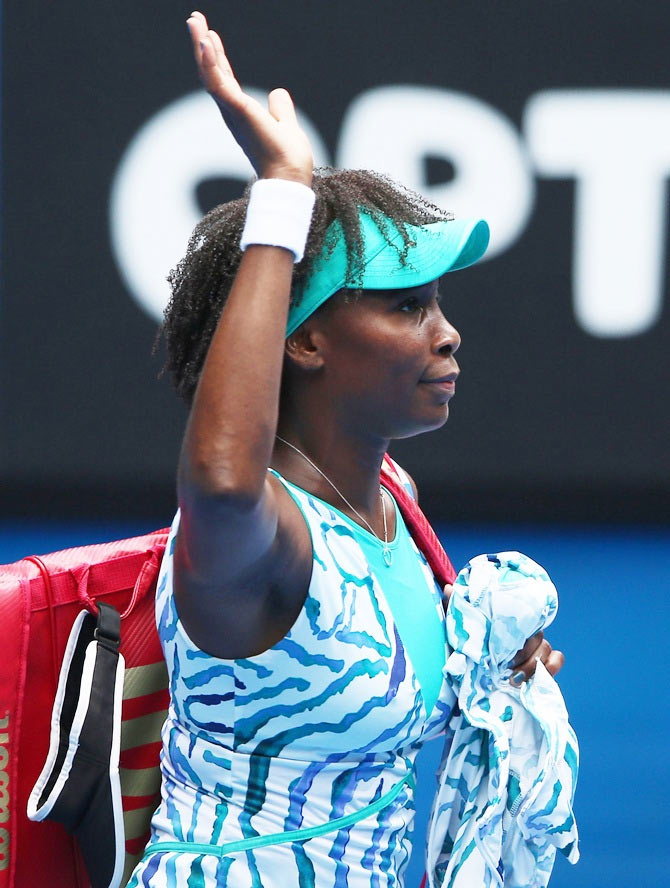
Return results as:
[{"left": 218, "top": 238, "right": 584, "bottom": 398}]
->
[{"left": 272, "top": 420, "right": 389, "bottom": 531}]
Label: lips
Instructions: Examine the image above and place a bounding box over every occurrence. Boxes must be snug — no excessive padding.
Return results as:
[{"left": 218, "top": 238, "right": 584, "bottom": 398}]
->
[
  {"left": 418, "top": 370, "right": 459, "bottom": 404},
  {"left": 420, "top": 371, "right": 459, "bottom": 385}
]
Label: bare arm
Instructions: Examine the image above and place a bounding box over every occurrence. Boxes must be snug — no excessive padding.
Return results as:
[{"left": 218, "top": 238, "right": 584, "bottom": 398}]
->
[
  {"left": 178, "top": 246, "right": 293, "bottom": 579},
  {"left": 176, "top": 14, "right": 313, "bottom": 605}
]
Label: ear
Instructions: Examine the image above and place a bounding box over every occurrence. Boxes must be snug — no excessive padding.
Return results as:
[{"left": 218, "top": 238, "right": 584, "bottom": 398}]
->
[{"left": 284, "top": 323, "right": 326, "bottom": 371}]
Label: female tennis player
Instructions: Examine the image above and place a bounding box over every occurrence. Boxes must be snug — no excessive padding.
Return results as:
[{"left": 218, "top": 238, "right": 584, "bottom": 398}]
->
[{"left": 127, "top": 11, "right": 564, "bottom": 887}]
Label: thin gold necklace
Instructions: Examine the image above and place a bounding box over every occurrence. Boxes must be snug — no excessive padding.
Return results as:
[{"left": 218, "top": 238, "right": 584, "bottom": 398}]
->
[{"left": 275, "top": 435, "right": 392, "bottom": 566}]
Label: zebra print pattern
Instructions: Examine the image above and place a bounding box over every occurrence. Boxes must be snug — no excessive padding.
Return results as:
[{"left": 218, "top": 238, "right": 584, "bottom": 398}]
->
[
  {"left": 426, "top": 552, "right": 579, "bottom": 888},
  {"left": 127, "top": 473, "right": 456, "bottom": 888}
]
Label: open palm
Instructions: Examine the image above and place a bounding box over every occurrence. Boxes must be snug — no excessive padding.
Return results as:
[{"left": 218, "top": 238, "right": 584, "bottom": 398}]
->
[{"left": 187, "top": 11, "right": 313, "bottom": 185}]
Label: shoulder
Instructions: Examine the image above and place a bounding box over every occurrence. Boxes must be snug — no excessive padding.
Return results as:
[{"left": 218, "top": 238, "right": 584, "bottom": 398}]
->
[
  {"left": 404, "top": 469, "right": 419, "bottom": 502},
  {"left": 384, "top": 455, "right": 419, "bottom": 503},
  {"left": 171, "top": 471, "right": 313, "bottom": 659}
]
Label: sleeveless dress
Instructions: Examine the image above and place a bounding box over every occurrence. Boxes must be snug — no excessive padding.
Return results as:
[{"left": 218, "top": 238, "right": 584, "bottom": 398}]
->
[{"left": 127, "top": 469, "right": 457, "bottom": 888}]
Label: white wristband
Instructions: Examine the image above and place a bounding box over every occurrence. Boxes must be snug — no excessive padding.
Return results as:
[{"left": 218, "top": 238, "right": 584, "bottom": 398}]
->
[{"left": 240, "top": 178, "right": 316, "bottom": 263}]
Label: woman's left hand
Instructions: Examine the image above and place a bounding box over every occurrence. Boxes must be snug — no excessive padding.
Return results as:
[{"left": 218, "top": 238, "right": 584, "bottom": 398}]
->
[
  {"left": 509, "top": 630, "right": 564, "bottom": 685},
  {"left": 442, "top": 583, "right": 565, "bottom": 686}
]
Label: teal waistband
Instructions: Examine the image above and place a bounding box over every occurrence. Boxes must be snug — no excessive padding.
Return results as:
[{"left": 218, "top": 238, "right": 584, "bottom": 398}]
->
[{"left": 142, "top": 770, "right": 415, "bottom": 860}]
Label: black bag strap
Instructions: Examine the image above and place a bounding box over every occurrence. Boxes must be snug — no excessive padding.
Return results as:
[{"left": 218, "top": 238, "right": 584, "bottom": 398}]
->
[{"left": 27, "top": 603, "right": 126, "bottom": 888}]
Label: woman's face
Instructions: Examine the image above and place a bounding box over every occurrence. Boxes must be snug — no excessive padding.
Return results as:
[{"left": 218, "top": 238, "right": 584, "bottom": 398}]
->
[{"left": 306, "top": 277, "right": 461, "bottom": 439}]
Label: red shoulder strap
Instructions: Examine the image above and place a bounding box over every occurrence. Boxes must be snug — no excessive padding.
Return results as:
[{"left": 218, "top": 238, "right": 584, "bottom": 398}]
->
[{"left": 380, "top": 454, "right": 456, "bottom": 589}]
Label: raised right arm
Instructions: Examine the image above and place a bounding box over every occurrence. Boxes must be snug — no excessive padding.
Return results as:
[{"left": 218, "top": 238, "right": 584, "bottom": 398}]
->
[{"left": 176, "top": 13, "right": 313, "bottom": 592}]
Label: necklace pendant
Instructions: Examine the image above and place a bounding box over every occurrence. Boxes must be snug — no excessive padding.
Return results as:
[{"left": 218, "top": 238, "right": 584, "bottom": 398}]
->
[{"left": 383, "top": 546, "right": 393, "bottom": 567}]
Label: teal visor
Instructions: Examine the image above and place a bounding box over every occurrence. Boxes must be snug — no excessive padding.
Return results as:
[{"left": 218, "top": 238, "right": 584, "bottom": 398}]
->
[{"left": 286, "top": 212, "right": 490, "bottom": 337}]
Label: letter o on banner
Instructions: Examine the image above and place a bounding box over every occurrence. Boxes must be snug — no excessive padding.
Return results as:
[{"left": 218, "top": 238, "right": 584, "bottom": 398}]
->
[
  {"left": 337, "top": 85, "right": 534, "bottom": 259},
  {"left": 109, "top": 90, "right": 330, "bottom": 323}
]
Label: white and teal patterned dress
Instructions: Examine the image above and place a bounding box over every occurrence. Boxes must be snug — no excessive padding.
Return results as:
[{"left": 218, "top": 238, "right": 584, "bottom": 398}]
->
[{"left": 127, "top": 467, "right": 456, "bottom": 888}]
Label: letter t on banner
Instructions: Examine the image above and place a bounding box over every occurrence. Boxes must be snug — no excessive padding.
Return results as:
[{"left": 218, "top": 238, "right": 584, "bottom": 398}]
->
[{"left": 525, "top": 90, "right": 670, "bottom": 338}]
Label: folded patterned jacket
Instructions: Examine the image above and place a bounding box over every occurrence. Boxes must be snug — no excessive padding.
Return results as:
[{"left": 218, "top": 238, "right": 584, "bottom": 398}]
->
[{"left": 426, "top": 552, "right": 580, "bottom": 888}]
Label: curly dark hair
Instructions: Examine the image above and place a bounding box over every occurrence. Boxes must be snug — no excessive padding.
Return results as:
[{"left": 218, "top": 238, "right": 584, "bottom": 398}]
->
[{"left": 160, "top": 168, "right": 452, "bottom": 403}]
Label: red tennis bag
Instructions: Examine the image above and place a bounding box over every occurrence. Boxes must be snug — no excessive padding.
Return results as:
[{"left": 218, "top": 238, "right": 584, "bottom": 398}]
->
[{"left": 0, "top": 529, "right": 170, "bottom": 888}]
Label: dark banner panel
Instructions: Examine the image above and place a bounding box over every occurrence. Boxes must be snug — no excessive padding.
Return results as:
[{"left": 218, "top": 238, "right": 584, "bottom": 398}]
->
[{"left": 2, "top": 1, "right": 669, "bottom": 521}]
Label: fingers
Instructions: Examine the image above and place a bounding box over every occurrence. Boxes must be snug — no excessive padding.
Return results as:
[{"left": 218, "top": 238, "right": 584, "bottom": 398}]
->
[
  {"left": 183, "top": 12, "right": 313, "bottom": 183},
  {"left": 186, "top": 11, "right": 207, "bottom": 64},
  {"left": 199, "top": 34, "right": 220, "bottom": 75},
  {"left": 511, "top": 630, "right": 543, "bottom": 669},
  {"left": 186, "top": 14, "right": 295, "bottom": 129},
  {"left": 187, "top": 12, "right": 237, "bottom": 95},
  {"left": 510, "top": 637, "right": 565, "bottom": 686},
  {"left": 545, "top": 648, "right": 565, "bottom": 677},
  {"left": 267, "top": 88, "right": 297, "bottom": 123},
  {"left": 510, "top": 638, "right": 550, "bottom": 684},
  {"left": 205, "top": 27, "right": 235, "bottom": 79}
]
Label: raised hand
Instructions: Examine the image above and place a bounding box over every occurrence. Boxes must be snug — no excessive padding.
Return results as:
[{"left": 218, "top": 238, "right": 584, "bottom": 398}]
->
[{"left": 186, "top": 11, "right": 313, "bottom": 185}]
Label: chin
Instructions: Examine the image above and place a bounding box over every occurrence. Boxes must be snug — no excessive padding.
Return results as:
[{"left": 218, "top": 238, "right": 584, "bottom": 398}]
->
[
  {"left": 391, "top": 407, "right": 451, "bottom": 440},
  {"left": 422, "top": 410, "right": 451, "bottom": 434}
]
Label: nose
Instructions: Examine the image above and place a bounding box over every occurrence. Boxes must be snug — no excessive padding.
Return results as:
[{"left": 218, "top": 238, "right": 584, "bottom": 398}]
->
[{"left": 432, "top": 310, "right": 461, "bottom": 356}]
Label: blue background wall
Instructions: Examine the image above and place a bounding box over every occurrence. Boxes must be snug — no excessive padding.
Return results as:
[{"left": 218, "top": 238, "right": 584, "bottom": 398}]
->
[{"left": 2, "top": 520, "right": 667, "bottom": 887}]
